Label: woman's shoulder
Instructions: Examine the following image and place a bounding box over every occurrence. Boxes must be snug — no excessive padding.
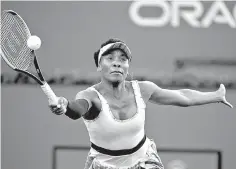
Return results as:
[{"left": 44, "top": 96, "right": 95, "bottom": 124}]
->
[
  {"left": 134, "top": 80, "right": 157, "bottom": 96},
  {"left": 75, "top": 84, "right": 100, "bottom": 100},
  {"left": 132, "top": 80, "right": 153, "bottom": 89},
  {"left": 136, "top": 80, "right": 158, "bottom": 88}
]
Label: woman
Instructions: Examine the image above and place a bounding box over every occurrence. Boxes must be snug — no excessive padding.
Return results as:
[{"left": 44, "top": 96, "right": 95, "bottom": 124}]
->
[{"left": 49, "top": 38, "right": 233, "bottom": 169}]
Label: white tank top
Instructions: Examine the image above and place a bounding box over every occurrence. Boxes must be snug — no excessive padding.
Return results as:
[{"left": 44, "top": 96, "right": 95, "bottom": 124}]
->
[{"left": 82, "top": 80, "right": 146, "bottom": 150}]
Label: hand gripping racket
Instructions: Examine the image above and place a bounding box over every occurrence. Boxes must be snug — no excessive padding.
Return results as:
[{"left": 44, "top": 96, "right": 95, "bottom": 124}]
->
[{"left": 1, "top": 10, "right": 59, "bottom": 106}]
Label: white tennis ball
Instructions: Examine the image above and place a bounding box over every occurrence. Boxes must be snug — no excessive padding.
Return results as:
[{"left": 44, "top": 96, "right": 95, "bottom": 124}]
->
[{"left": 27, "top": 35, "right": 41, "bottom": 50}]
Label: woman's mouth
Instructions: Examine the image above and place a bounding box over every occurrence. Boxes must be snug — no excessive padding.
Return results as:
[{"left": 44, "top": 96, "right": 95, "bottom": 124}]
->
[{"left": 111, "top": 71, "right": 123, "bottom": 75}]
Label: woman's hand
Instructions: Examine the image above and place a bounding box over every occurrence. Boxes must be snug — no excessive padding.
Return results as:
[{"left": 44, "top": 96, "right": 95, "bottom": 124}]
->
[{"left": 49, "top": 97, "right": 68, "bottom": 115}]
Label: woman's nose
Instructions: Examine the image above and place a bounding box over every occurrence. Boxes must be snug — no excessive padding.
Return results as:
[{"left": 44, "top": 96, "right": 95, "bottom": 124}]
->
[{"left": 112, "top": 61, "right": 121, "bottom": 67}]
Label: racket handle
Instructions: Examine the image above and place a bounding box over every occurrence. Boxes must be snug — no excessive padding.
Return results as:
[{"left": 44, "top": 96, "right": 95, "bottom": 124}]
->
[{"left": 41, "top": 82, "right": 58, "bottom": 105}]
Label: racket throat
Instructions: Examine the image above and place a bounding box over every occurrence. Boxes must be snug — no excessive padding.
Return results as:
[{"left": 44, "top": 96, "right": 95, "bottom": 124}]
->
[{"left": 33, "top": 55, "right": 45, "bottom": 82}]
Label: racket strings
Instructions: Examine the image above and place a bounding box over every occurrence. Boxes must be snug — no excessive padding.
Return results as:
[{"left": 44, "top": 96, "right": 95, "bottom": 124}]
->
[{"left": 1, "top": 12, "right": 34, "bottom": 70}]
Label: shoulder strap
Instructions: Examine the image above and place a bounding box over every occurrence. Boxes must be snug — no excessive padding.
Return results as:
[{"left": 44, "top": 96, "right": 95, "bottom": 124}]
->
[
  {"left": 131, "top": 80, "right": 146, "bottom": 108},
  {"left": 89, "top": 87, "right": 108, "bottom": 105}
]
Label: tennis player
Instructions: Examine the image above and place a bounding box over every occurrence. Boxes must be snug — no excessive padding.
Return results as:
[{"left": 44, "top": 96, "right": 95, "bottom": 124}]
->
[{"left": 49, "top": 38, "right": 233, "bottom": 169}]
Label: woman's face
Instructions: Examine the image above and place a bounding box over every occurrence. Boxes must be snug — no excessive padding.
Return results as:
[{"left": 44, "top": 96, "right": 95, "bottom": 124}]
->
[{"left": 98, "top": 49, "right": 129, "bottom": 83}]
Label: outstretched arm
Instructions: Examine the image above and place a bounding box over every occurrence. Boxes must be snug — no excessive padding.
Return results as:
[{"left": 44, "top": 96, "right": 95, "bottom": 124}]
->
[{"left": 143, "top": 81, "right": 233, "bottom": 108}]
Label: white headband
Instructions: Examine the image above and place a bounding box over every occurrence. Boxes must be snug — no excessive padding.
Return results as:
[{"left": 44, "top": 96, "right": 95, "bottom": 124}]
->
[{"left": 98, "top": 42, "right": 132, "bottom": 65}]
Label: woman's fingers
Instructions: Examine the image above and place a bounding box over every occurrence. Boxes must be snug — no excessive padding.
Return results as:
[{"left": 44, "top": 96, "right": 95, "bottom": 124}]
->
[{"left": 49, "top": 97, "right": 68, "bottom": 115}]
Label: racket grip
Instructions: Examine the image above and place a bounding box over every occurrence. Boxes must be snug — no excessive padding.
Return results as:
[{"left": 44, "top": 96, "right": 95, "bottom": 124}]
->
[{"left": 41, "top": 82, "right": 58, "bottom": 105}]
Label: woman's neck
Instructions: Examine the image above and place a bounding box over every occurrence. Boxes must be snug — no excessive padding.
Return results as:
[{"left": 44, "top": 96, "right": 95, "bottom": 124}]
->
[{"left": 100, "top": 79, "right": 127, "bottom": 99}]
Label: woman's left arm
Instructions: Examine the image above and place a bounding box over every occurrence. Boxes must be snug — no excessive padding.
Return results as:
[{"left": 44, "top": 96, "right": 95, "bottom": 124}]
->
[{"left": 142, "top": 81, "right": 233, "bottom": 108}]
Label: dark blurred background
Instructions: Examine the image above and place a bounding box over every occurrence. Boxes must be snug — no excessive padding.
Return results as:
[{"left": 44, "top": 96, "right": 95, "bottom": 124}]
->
[{"left": 1, "top": 1, "right": 236, "bottom": 169}]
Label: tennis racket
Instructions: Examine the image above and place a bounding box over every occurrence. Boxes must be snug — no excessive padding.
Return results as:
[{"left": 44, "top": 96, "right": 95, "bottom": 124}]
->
[{"left": 1, "top": 10, "right": 59, "bottom": 106}]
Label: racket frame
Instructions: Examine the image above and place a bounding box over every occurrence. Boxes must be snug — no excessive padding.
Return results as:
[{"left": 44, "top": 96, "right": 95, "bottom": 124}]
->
[{"left": 1, "top": 10, "right": 60, "bottom": 106}]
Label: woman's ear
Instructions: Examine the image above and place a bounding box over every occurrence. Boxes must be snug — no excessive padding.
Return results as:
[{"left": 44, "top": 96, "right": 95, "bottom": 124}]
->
[{"left": 97, "top": 65, "right": 102, "bottom": 72}]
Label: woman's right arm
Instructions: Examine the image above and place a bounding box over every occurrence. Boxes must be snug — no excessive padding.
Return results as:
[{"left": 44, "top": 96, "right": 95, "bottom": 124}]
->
[{"left": 49, "top": 90, "right": 92, "bottom": 120}]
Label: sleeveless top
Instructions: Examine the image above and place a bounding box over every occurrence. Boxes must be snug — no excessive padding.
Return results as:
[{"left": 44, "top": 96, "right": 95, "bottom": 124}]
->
[{"left": 82, "top": 80, "right": 146, "bottom": 150}]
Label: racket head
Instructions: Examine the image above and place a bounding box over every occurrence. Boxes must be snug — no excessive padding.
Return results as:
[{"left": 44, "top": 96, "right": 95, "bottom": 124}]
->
[
  {"left": 1, "top": 10, "right": 35, "bottom": 71},
  {"left": 1, "top": 10, "right": 58, "bottom": 103}
]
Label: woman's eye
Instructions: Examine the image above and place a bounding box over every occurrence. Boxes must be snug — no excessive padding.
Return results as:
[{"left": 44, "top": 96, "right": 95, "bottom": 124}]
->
[
  {"left": 106, "top": 56, "right": 112, "bottom": 60},
  {"left": 121, "top": 57, "right": 127, "bottom": 62}
]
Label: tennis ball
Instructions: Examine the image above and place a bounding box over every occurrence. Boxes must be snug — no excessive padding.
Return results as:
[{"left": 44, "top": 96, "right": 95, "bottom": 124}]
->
[{"left": 27, "top": 35, "right": 41, "bottom": 50}]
